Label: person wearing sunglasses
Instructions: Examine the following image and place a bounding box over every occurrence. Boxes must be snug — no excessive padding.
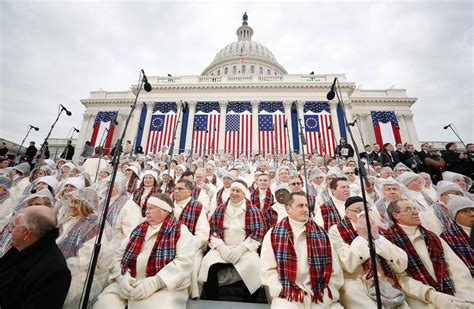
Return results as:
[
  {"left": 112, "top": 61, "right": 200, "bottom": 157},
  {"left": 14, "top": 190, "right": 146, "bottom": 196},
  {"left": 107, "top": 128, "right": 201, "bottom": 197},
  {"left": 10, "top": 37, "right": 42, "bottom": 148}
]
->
[{"left": 384, "top": 199, "right": 473, "bottom": 308}]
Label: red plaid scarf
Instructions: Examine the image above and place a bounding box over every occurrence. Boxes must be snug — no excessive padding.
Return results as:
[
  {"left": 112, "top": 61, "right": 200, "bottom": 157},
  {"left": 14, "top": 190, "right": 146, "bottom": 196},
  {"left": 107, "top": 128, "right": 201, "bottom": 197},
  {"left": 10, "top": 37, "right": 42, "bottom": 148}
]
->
[
  {"left": 215, "top": 187, "right": 228, "bottom": 207},
  {"left": 271, "top": 217, "right": 333, "bottom": 304},
  {"left": 58, "top": 216, "right": 99, "bottom": 259},
  {"left": 191, "top": 185, "right": 201, "bottom": 201},
  {"left": 441, "top": 223, "right": 474, "bottom": 277},
  {"left": 178, "top": 199, "right": 203, "bottom": 234},
  {"left": 250, "top": 188, "right": 277, "bottom": 230},
  {"left": 205, "top": 175, "right": 217, "bottom": 185},
  {"left": 337, "top": 216, "right": 400, "bottom": 287},
  {"left": 157, "top": 181, "right": 175, "bottom": 195},
  {"left": 126, "top": 174, "right": 139, "bottom": 194},
  {"left": 385, "top": 223, "right": 455, "bottom": 295},
  {"left": 209, "top": 198, "right": 265, "bottom": 243},
  {"left": 320, "top": 201, "right": 342, "bottom": 231},
  {"left": 132, "top": 186, "right": 161, "bottom": 217},
  {"left": 121, "top": 213, "right": 181, "bottom": 278}
]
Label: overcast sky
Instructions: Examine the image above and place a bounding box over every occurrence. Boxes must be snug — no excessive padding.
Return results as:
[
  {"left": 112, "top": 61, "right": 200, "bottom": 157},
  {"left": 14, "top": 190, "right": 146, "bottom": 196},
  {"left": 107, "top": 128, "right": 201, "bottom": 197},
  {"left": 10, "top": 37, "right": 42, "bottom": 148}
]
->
[{"left": 1, "top": 0, "right": 472, "bottom": 148}]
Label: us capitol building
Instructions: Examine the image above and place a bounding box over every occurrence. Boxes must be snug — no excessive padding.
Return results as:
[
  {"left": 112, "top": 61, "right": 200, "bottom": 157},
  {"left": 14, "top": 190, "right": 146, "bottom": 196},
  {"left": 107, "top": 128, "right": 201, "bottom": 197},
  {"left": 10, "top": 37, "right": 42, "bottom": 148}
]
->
[{"left": 75, "top": 13, "right": 419, "bottom": 158}]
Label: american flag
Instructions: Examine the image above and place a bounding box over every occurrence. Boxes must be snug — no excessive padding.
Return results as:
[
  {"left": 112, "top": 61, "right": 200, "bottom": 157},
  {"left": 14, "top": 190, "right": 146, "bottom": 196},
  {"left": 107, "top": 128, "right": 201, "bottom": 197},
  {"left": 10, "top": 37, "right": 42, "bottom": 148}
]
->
[
  {"left": 258, "top": 102, "right": 287, "bottom": 155},
  {"left": 304, "top": 102, "right": 336, "bottom": 157},
  {"left": 225, "top": 102, "right": 252, "bottom": 158},
  {"left": 193, "top": 102, "right": 220, "bottom": 156},
  {"left": 146, "top": 102, "right": 177, "bottom": 154},
  {"left": 371, "top": 111, "right": 401, "bottom": 146},
  {"left": 90, "top": 111, "right": 118, "bottom": 155}
]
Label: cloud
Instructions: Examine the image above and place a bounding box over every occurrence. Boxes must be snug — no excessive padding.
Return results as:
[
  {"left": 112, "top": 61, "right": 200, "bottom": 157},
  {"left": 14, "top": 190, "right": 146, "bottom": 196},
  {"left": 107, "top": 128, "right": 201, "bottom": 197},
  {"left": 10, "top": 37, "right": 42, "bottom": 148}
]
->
[{"left": 1, "top": 0, "right": 472, "bottom": 147}]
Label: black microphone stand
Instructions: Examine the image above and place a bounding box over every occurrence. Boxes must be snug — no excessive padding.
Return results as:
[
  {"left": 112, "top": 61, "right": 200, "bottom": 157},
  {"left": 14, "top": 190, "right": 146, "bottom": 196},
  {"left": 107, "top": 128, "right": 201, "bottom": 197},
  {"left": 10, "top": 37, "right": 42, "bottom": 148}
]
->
[
  {"left": 210, "top": 126, "right": 217, "bottom": 160},
  {"left": 284, "top": 119, "right": 293, "bottom": 163},
  {"left": 271, "top": 124, "right": 278, "bottom": 168},
  {"left": 188, "top": 124, "right": 198, "bottom": 161},
  {"left": 80, "top": 69, "right": 152, "bottom": 308},
  {"left": 64, "top": 127, "right": 79, "bottom": 160},
  {"left": 202, "top": 130, "right": 209, "bottom": 165},
  {"left": 445, "top": 124, "right": 467, "bottom": 148},
  {"left": 328, "top": 77, "right": 382, "bottom": 309},
  {"left": 93, "top": 127, "right": 109, "bottom": 183},
  {"left": 33, "top": 106, "right": 70, "bottom": 179},
  {"left": 296, "top": 112, "right": 310, "bottom": 213},
  {"left": 16, "top": 125, "right": 37, "bottom": 159},
  {"left": 164, "top": 101, "right": 186, "bottom": 193}
]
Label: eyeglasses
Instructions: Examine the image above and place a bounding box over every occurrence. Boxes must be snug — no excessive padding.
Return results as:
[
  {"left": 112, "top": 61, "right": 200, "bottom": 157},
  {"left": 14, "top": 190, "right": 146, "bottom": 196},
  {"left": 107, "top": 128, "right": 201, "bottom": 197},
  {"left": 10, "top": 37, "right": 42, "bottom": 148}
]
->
[
  {"left": 289, "top": 182, "right": 302, "bottom": 186},
  {"left": 347, "top": 208, "right": 371, "bottom": 214},
  {"left": 397, "top": 207, "right": 418, "bottom": 214}
]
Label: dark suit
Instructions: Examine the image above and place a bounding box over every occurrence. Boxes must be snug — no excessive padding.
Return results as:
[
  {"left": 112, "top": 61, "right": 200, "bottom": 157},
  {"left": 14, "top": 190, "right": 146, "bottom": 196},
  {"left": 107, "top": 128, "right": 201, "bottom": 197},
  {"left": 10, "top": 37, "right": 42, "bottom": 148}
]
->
[
  {"left": 380, "top": 151, "right": 400, "bottom": 168},
  {"left": 0, "top": 229, "right": 71, "bottom": 309}
]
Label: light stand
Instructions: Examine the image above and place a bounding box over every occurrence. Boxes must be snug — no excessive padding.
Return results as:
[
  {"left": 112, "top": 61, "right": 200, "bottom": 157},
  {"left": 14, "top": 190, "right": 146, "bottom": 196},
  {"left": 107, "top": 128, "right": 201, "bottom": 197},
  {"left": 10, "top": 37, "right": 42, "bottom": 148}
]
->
[
  {"left": 16, "top": 125, "right": 39, "bottom": 159},
  {"left": 188, "top": 124, "right": 198, "bottom": 161},
  {"left": 202, "top": 130, "right": 208, "bottom": 164},
  {"left": 328, "top": 123, "right": 338, "bottom": 162},
  {"left": 284, "top": 119, "right": 293, "bottom": 163},
  {"left": 271, "top": 124, "right": 278, "bottom": 168},
  {"left": 444, "top": 124, "right": 467, "bottom": 148},
  {"left": 33, "top": 105, "right": 72, "bottom": 179},
  {"left": 80, "top": 69, "right": 152, "bottom": 308},
  {"left": 295, "top": 102, "right": 310, "bottom": 212},
  {"left": 327, "top": 77, "right": 382, "bottom": 309},
  {"left": 164, "top": 101, "right": 187, "bottom": 193},
  {"left": 210, "top": 126, "right": 217, "bottom": 160}
]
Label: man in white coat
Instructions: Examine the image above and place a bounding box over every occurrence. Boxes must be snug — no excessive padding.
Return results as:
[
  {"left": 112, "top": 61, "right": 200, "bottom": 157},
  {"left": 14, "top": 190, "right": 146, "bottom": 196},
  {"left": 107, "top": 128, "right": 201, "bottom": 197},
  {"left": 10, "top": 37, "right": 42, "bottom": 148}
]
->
[
  {"left": 209, "top": 171, "right": 236, "bottom": 216},
  {"left": 173, "top": 178, "right": 210, "bottom": 299},
  {"left": 199, "top": 180, "right": 265, "bottom": 302},
  {"left": 94, "top": 193, "right": 195, "bottom": 309},
  {"left": 260, "top": 191, "right": 344, "bottom": 308},
  {"left": 385, "top": 199, "right": 474, "bottom": 308},
  {"left": 329, "top": 196, "right": 409, "bottom": 308}
]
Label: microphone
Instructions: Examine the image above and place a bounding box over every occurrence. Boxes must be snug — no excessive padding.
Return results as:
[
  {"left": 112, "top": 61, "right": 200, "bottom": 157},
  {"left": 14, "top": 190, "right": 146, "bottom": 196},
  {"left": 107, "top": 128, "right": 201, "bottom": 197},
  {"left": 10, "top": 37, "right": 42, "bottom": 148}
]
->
[
  {"left": 326, "top": 77, "right": 337, "bottom": 100},
  {"left": 29, "top": 125, "right": 39, "bottom": 131},
  {"left": 349, "top": 119, "right": 358, "bottom": 126},
  {"left": 443, "top": 123, "right": 452, "bottom": 130},
  {"left": 328, "top": 123, "right": 332, "bottom": 130},
  {"left": 73, "top": 127, "right": 80, "bottom": 133},
  {"left": 60, "top": 104, "right": 72, "bottom": 116},
  {"left": 141, "top": 69, "right": 152, "bottom": 92}
]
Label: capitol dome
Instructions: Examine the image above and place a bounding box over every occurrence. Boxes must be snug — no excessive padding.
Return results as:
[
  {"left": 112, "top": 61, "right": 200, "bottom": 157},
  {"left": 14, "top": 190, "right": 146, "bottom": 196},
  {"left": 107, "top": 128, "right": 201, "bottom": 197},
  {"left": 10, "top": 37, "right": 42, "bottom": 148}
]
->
[{"left": 201, "top": 13, "right": 287, "bottom": 76}]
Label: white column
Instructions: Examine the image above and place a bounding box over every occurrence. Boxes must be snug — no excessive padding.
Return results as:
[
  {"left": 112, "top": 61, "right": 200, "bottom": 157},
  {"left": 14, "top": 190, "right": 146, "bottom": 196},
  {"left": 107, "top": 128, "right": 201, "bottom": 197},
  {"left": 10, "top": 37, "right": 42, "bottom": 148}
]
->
[
  {"left": 185, "top": 100, "right": 197, "bottom": 155},
  {"left": 396, "top": 112, "right": 409, "bottom": 145},
  {"left": 173, "top": 101, "right": 184, "bottom": 155},
  {"left": 74, "top": 111, "right": 94, "bottom": 159},
  {"left": 283, "top": 100, "right": 293, "bottom": 154},
  {"left": 125, "top": 101, "right": 144, "bottom": 145},
  {"left": 141, "top": 102, "right": 154, "bottom": 154},
  {"left": 404, "top": 113, "right": 419, "bottom": 147},
  {"left": 218, "top": 100, "right": 227, "bottom": 155},
  {"left": 251, "top": 100, "right": 259, "bottom": 155},
  {"left": 296, "top": 100, "right": 305, "bottom": 152},
  {"left": 329, "top": 101, "right": 341, "bottom": 141}
]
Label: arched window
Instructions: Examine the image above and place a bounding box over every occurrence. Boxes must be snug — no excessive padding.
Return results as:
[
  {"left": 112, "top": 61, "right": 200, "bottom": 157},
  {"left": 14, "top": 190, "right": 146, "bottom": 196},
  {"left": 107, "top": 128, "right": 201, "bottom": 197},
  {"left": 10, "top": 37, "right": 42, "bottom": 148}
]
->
[
  {"left": 217, "top": 69, "right": 220, "bottom": 76},
  {"left": 251, "top": 65, "right": 255, "bottom": 74},
  {"left": 224, "top": 67, "right": 228, "bottom": 74},
  {"left": 233, "top": 66, "right": 237, "bottom": 74},
  {"left": 242, "top": 65, "right": 246, "bottom": 74},
  {"left": 267, "top": 69, "right": 271, "bottom": 75},
  {"left": 259, "top": 67, "right": 263, "bottom": 74}
]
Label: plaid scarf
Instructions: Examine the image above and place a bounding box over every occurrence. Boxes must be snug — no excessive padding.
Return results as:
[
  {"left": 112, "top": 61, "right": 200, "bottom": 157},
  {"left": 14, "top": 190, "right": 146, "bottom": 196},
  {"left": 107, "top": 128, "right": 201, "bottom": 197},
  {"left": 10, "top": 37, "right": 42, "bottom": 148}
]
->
[
  {"left": 191, "top": 185, "right": 201, "bottom": 201},
  {"left": 0, "top": 191, "right": 9, "bottom": 204},
  {"left": 178, "top": 199, "right": 203, "bottom": 234},
  {"left": 105, "top": 195, "right": 129, "bottom": 228},
  {"left": 205, "top": 175, "right": 217, "bottom": 186},
  {"left": 337, "top": 216, "right": 400, "bottom": 287},
  {"left": 157, "top": 182, "right": 175, "bottom": 195},
  {"left": 441, "top": 223, "right": 474, "bottom": 277},
  {"left": 432, "top": 202, "right": 455, "bottom": 232},
  {"left": 251, "top": 188, "right": 277, "bottom": 230},
  {"left": 209, "top": 198, "right": 265, "bottom": 243},
  {"left": 215, "top": 187, "right": 228, "bottom": 207},
  {"left": 132, "top": 186, "right": 161, "bottom": 217},
  {"left": 121, "top": 213, "right": 181, "bottom": 278},
  {"left": 385, "top": 223, "right": 455, "bottom": 295},
  {"left": 271, "top": 217, "right": 333, "bottom": 304},
  {"left": 320, "top": 201, "right": 342, "bottom": 231},
  {"left": 58, "top": 216, "right": 99, "bottom": 259},
  {"left": 126, "top": 175, "right": 140, "bottom": 194}
]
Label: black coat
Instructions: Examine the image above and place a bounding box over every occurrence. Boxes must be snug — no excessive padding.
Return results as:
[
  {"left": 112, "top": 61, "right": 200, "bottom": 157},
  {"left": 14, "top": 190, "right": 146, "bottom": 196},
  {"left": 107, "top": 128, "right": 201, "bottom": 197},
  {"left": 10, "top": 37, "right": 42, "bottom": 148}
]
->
[
  {"left": 442, "top": 150, "right": 467, "bottom": 175},
  {"left": 0, "top": 228, "right": 71, "bottom": 309},
  {"left": 25, "top": 146, "right": 37, "bottom": 163},
  {"left": 380, "top": 151, "right": 400, "bottom": 168}
]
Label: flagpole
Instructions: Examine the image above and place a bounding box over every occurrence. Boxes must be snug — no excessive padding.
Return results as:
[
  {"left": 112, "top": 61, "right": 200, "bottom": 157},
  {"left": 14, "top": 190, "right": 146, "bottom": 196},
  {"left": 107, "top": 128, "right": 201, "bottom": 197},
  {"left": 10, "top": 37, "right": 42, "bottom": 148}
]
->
[{"left": 188, "top": 124, "right": 198, "bottom": 161}]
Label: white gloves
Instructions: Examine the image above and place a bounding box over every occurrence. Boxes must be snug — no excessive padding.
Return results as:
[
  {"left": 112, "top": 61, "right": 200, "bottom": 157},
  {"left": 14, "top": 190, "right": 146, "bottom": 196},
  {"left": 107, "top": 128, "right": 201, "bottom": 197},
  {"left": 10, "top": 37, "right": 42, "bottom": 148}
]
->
[
  {"left": 130, "top": 275, "right": 164, "bottom": 301},
  {"left": 216, "top": 244, "right": 233, "bottom": 262},
  {"left": 227, "top": 245, "right": 248, "bottom": 264},
  {"left": 428, "top": 290, "right": 468, "bottom": 309},
  {"left": 117, "top": 273, "right": 136, "bottom": 299}
]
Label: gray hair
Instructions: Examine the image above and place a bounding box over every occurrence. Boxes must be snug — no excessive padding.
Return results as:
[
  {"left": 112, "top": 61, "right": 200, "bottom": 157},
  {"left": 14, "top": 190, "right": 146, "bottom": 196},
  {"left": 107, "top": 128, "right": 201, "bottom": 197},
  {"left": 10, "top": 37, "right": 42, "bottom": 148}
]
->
[
  {"left": 386, "top": 198, "right": 409, "bottom": 223},
  {"left": 20, "top": 212, "right": 56, "bottom": 239}
]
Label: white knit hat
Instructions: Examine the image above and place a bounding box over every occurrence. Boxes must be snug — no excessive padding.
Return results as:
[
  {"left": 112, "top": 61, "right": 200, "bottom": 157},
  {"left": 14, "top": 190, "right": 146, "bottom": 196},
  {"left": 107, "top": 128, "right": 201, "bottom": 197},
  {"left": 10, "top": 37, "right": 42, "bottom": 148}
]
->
[
  {"left": 65, "top": 187, "right": 99, "bottom": 211},
  {"left": 161, "top": 169, "right": 174, "bottom": 179},
  {"left": 176, "top": 164, "right": 187, "bottom": 173},
  {"left": 309, "top": 168, "right": 325, "bottom": 181},
  {"left": 142, "top": 170, "right": 159, "bottom": 182},
  {"left": 13, "top": 163, "right": 31, "bottom": 176},
  {"left": 442, "top": 171, "right": 472, "bottom": 190},
  {"left": 126, "top": 166, "right": 140, "bottom": 177},
  {"left": 447, "top": 195, "right": 474, "bottom": 219},
  {"left": 60, "top": 177, "right": 85, "bottom": 192},
  {"left": 35, "top": 175, "right": 59, "bottom": 194},
  {"left": 436, "top": 181, "right": 464, "bottom": 199},
  {"left": 397, "top": 172, "right": 423, "bottom": 187}
]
